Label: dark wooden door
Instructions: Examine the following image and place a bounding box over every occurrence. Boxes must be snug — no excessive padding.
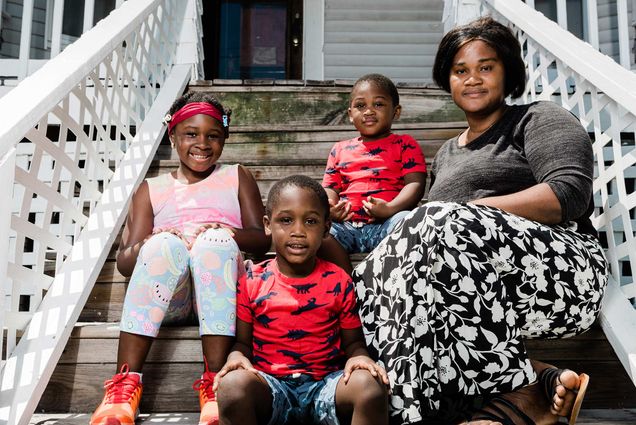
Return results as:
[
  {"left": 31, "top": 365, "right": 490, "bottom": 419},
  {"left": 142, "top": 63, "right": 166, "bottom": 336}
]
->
[{"left": 203, "top": 0, "right": 303, "bottom": 80}]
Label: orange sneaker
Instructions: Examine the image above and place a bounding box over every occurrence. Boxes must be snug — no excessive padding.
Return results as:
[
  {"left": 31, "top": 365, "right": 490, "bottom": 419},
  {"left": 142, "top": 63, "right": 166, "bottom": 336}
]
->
[
  {"left": 90, "top": 364, "right": 143, "bottom": 425},
  {"left": 193, "top": 369, "right": 219, "bottom": 425}
]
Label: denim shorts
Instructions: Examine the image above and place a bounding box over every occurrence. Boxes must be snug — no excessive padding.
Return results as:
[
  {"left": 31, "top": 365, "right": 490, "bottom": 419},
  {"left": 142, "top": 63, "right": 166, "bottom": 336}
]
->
[
  {"left": 330, "top": 210, "right": 411, "bottom": 253},
  {"left": 258, "top": 370, "right": 343, "bottom": 425}
]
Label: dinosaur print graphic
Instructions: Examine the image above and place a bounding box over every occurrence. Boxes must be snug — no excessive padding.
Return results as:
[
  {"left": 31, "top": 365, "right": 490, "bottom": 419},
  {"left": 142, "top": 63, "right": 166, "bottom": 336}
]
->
[
  {"left": 291, "top": 297, "right": 328, "bottom": 315},
  {"left": 256, "top": 313, "right": 277, "bottom": 328},
  {"left": 292, "top": 283, "right": 317, "bottom": 294},
  {"left": 286, "top": 329, "right": 310, "bottom": 340},
  {"left": 254, "top": 291, "right": 278, "bottom": 306}
]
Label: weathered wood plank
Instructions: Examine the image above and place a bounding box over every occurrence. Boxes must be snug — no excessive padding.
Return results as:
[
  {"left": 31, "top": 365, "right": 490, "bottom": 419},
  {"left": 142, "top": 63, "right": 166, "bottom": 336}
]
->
[{"left": 28, "top": 410, "right": 636, "bottom": 425}]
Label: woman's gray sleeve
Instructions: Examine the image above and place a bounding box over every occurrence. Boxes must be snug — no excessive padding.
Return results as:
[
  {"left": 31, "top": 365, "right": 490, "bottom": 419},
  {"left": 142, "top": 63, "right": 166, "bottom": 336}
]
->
[{"left": 522, "top": 102, "right": 594, "bottom": 222}]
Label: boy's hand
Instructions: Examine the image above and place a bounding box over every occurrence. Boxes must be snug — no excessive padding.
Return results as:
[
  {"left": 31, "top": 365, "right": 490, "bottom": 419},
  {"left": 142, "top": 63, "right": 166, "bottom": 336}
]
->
[
  {"left": 329, "top": 199, "right": 354, "bottom": 222},
  {"left": 362, "top": 196, "right": 393, "bottom": 219},
  {"left": 343, "top": 355, "right": 390, "bottom": 387},
  {"left": 212, "top": 355, "right": 258, "bottom": 392}
]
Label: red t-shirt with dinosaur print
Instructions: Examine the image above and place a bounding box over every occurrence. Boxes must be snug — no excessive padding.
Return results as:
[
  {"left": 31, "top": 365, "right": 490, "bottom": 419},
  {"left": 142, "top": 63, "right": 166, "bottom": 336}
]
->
[
  {"left": 322, "top": 133, "right": 427, "bottom": 222},
  {"left": 236, "top": 258, "right": 361, "bottom": 380}
]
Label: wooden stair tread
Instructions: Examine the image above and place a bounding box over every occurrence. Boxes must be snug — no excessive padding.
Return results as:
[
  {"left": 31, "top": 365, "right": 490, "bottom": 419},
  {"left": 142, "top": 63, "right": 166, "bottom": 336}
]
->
[{"left": 28, "top": 409, "right": 636, "bottom": 424}]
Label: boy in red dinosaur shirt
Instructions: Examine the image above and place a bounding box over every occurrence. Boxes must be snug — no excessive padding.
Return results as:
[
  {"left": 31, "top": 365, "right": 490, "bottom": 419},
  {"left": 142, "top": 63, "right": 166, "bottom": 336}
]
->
[{"left": 214, "top": 175, "right": 389, "bottom": 425}]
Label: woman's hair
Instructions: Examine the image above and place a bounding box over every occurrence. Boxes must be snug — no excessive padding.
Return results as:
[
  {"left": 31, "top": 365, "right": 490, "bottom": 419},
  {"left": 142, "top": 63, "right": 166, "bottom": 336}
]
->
[
  {"left": 266, "top": 175, "right": 330, "bottom": 219},
  {"left": 168, "top": 92, "right": 232, "bottom": 137},
  {"left": 432, "top": 17, "right": 527, "bottom": 99},
  {"left": 351, "top": 73, "right": 400, "bottom": 106}
]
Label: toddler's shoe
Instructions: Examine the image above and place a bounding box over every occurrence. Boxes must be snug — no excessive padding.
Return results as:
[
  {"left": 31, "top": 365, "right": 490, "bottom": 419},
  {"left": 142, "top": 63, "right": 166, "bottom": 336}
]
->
[
  {"left": 90, "top": 364, "right": 143, "bottom": 425},
  {"left": 193, "top": 369, "right": 219, "bottom": 425}
]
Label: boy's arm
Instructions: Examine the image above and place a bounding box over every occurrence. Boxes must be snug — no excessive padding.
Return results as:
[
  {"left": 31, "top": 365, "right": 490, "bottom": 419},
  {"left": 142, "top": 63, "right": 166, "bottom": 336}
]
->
[
  {"left": 341, "top": 327, "right": 389, "bottom": 386},
  {"left": 213, "top": 319, "right": 257, "bottom": 390},
  {"left": 362, "top": 172, "right": 426, "bottom": 219}
]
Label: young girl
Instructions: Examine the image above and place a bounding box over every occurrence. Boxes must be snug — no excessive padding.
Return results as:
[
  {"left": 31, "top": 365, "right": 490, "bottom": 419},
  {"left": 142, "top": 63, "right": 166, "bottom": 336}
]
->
[{"left": 90, "top": 92, "right": 270, "bottom": 425}]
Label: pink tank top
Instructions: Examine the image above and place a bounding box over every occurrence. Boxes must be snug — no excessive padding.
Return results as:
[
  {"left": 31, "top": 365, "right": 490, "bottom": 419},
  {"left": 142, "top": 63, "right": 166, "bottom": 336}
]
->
[{"left": 147, "top": 164, "right": 242, "bottom": 243}]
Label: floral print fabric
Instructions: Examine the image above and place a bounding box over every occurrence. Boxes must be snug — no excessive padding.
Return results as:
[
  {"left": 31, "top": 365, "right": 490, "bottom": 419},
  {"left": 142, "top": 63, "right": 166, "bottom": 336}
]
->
[{"left": 352, "top": 202, "right": 608, "bottom": 424}]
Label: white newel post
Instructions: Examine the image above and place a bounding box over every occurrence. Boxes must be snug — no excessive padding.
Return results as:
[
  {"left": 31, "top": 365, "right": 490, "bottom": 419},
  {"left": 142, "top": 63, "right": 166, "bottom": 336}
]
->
[{"left": 0, "top": 146, "right": 16, "bottom": 371}]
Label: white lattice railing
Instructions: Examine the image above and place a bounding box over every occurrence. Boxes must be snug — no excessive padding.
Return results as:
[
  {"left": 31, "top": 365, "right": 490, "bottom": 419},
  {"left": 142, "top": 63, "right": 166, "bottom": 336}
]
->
[
  {"left": 0, "top": 0, "right": 201, "bottom": 423},
  {"left": 451, "top": 0, "right": 636, "bottom": 386}
]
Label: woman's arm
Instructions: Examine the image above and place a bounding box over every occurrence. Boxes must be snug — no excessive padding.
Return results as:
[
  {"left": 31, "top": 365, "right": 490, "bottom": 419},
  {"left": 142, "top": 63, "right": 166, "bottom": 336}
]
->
[
  {"left": 116, "top": 181, "right": 154, "bottom": 277},
  {"left": 470, "top": 182, "right": 562, "bottom": 224},
  {"left": 233, "top": 165, "right": 271, "bottom": 255}
]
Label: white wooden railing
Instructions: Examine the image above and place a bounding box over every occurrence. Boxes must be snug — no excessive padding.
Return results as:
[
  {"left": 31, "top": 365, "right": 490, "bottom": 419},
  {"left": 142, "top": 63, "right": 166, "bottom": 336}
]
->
[
  {"left": 0, "top": 0, "right": 202, "bottom": 423},
  {"left": 444, "top": 0, "right": 636, "bottom": 70},
  {"left": 0, "top": 0, "right": 125, "bottom": 82},
  {"left": 446, "top": 0, "right": 636, "bottom": 387}
]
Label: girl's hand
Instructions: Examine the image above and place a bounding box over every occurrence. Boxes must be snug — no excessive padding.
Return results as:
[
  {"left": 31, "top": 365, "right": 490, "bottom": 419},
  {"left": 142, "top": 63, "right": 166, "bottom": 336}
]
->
[
  {"left": 343, "top": 355, "right": 390, "bottom": 387},
  {"left": 193, "top": 222, "right": 236, "bottom": 239},
  {"left": 152, "top": 227, "right": 190, "bottom": 247},
  {"left": 212, "top": 356, "right": 257, "bottom": 391},
  {"left": 329, "top": 199, "right": 353, "bottom": 222},
  {"left": 362, "top": 196, "right": 393, "bottom": 220}
]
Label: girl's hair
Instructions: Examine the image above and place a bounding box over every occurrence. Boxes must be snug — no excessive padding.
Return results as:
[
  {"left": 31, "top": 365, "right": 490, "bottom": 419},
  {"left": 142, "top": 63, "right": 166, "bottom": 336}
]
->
[
  {"left": 432, "top": 17, "right": 527, "bottom": 99},
  {"left": 168, "top": 92, "right": 232, "bottom": 137},
  {"left": 266, "top": 175, "right": 330, "bottom": 219},
  {"left": 351, "top": 73, "right": 400, "bottom": 106}
]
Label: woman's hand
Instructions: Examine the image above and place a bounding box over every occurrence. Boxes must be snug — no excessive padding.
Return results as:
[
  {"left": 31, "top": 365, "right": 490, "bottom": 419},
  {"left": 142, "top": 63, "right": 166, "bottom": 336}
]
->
[
  {"left": 362, "top": 196, "right": 393, "bottom": 220},
  {"left": 212, "top": 353, "right": 258, "bottom": 392},
  {"left": 343, "top": 355, "right": 390, "bottom": 387},
  {"left": 330, "top": 199, "right": 354, "bottom": 222}
]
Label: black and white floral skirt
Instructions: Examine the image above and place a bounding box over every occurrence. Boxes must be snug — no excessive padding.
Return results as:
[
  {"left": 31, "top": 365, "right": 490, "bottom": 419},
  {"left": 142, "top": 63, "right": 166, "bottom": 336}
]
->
[{"left": 352, "top": 202, "right": 608, "bottom": 424}]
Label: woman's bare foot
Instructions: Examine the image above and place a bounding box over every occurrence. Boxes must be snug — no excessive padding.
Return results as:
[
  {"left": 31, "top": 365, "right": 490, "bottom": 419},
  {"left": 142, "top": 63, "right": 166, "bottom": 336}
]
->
[
  {"left": 532, "top": 359, "right": 589, "bottom": 423},
  {"left": 460, "top": 382, "right": 557, "bottom": 425}
]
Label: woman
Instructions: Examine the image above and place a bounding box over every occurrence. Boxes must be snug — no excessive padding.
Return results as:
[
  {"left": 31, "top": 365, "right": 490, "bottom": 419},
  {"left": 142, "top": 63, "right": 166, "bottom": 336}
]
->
[{"left": 352, "top": 17, "right": 608, "bottom": 425}]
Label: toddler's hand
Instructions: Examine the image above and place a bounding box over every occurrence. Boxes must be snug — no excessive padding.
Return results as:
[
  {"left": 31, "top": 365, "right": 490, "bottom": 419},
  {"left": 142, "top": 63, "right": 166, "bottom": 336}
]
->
[
  {"left": 362, "top": 196, "right": 392, "bottom": 220},
  {"left": 212, "top": 356, "right": 258, "bottom": 392},
  {"left": 343, "top": 355, "right": 390, "bottom": 388},
  {"left": 329, "top": 199, "right": 353, "bottom": 222}
]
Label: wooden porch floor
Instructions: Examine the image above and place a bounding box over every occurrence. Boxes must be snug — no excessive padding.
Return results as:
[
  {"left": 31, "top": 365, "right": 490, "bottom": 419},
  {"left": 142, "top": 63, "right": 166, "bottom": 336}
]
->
[{"left": 29, "top": 409, "right": 636, "bottom": 424}]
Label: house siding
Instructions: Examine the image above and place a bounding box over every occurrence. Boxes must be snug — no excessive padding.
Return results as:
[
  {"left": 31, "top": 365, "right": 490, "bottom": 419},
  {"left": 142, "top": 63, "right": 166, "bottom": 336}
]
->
[
  {"left": 597, "top": 0, "right": 635, "bottom": 67},
  {"left": 0, "top": 0, "right": 49, "bottom": 60},
  {"left": 322, "top": 0, "right": 444, "bottom": 83}
]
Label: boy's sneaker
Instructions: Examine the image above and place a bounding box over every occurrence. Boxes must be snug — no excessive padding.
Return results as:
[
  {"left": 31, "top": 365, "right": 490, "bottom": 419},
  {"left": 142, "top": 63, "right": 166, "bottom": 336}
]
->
[
  {"left": 193, "top": 369, "right": 219, "bottom": 425},
  {"left": 90, "top": 364, "right": 143, "bottom": 425}
]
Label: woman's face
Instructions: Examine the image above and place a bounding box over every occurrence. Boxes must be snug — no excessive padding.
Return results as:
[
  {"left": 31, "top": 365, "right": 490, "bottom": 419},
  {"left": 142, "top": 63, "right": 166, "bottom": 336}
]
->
[{"left": 449, "top": 39, "right": 506, "bottom": 116}]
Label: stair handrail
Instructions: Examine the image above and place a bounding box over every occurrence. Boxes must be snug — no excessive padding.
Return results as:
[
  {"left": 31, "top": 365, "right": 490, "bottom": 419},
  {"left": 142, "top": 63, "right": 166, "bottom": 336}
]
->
[
  {"left": 0, "top": 0, "right": 201, "bottom": 423},
  {"left": 449, "top": 0, "right": 636, "bottom": 386}
]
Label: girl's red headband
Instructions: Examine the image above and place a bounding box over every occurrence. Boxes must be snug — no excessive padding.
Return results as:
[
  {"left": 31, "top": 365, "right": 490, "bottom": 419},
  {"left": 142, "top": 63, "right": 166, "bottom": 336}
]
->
[{"left": 164, "top": 102, "right": 229, "bottom": 133}]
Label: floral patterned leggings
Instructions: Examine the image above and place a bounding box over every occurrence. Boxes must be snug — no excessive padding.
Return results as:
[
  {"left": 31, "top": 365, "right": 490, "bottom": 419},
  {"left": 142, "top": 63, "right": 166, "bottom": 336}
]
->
[
  {"left": 352, "top": 202, "right": 608, "bottom": 424},
  {"left": 120, "top": 228, "right": 243, "bottom": 337}
]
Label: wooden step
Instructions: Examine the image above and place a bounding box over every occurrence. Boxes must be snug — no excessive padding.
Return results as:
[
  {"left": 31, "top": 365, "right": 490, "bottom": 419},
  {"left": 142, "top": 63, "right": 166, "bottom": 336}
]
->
[
  {"left": 36, "top": 322, "right": 636, "bottom": 413},
  {"left": 187, "top": 83, "right": 465, "bottom": 126},
  {"left": 27, "top": 409, "right": 636, "bottom": 424}
]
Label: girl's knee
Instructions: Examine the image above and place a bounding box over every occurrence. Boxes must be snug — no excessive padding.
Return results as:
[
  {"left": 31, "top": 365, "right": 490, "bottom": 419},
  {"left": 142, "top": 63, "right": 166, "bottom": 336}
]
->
[{"left": 191, "top": 228, "right": 240, "bottom": 255}]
